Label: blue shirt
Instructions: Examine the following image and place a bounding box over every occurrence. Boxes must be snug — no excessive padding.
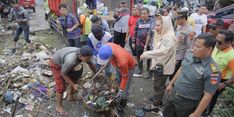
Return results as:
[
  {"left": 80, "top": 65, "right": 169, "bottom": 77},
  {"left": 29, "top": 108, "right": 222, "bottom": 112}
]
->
[{"left": 59, "top": 13, "right": 81, "bottom": 39}]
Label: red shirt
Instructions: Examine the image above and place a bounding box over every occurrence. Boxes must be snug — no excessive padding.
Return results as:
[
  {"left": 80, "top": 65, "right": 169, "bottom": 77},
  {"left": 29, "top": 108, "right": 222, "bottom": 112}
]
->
[
  {"left": 108, "top": 43, "right": 136, "bottom": 90},
  {"left": 128, "top": 15, "right": 140, "bottom": 38}
]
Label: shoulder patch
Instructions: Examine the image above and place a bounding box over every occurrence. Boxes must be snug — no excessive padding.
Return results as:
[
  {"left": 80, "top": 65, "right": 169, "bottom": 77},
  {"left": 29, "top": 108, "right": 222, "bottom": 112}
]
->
[
  {"left": 210, "top": 64, "right": 218, "bottom": 73},
  {"left": 210, "top": 73, "right": 219, "bottom": 85}
]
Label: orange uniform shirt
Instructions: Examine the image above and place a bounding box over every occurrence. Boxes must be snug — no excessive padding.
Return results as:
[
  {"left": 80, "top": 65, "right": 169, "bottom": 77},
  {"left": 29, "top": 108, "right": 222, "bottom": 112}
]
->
[{"left": 107, "top": 43, "right": 136, "bottom": 90}]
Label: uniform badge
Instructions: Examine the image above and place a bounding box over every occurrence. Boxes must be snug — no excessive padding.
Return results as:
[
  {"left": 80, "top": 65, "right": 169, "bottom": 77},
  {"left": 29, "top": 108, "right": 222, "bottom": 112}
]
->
[
  {"left": 210, "top": 64, "right": 218, "bottom": 73},
  {"left": 210, "top": 73, "right": 219, "bottom": 85}
]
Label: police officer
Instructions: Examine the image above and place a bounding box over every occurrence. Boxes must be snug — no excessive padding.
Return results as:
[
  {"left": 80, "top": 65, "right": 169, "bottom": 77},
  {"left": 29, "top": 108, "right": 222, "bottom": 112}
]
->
[{"left": 164, "top": 33, "right": 221, "bottom": 117}]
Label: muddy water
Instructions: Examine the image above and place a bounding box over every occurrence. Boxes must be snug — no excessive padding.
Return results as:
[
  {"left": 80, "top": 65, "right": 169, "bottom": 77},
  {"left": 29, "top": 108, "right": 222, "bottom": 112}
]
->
[{"left": 32, "top": 30, "right": 66, "bottom": 49}]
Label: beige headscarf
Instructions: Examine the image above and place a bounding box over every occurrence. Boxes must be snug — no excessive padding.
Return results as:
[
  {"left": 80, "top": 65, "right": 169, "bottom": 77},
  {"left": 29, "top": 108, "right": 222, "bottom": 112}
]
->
[{"left": 153, "top": 16, "right": 177, "bottom": 47}]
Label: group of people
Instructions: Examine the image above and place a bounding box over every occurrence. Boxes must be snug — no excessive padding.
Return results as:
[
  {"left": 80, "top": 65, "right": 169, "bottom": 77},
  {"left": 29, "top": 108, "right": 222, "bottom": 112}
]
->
[{"left": 6, "top": 0, "right": 234, "bottom": 117}]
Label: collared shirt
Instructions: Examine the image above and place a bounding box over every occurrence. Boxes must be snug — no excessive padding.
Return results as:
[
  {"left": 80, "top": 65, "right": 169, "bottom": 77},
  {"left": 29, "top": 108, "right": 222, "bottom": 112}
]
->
[
  {"left": 212, "top": 46, "right": 234, "bottom": 80},
  {"left": 51, "top": 47, "right": 81, "bottom": 75},
  {"left": 133, "top": 17, "right": 155, "bottom": 48},
  {"left": 175, "top": 23, "right": 194, "bottom": 61},
  {"left": 59, "top": 13, "right": 81, "bottom": 39},
  {"left": 108, "top": 43, "right": 136, "bottom": 90},
  {"left": 174, "top": 52, "right": 220, "bottom": 100},
  {"left": 113, "top": 15, "right": 129, "bottom": 33},
  {"left": 8, "top": 7, "right": 30, "bottom": 30}
]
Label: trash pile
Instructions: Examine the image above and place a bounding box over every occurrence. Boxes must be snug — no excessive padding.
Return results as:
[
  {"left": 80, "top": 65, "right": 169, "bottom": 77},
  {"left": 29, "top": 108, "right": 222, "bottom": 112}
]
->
[
  {"left": 82, "top": 75, "right": 118, "bottom": 112},
  {"left": 0, "top": 41, "right": 56, "bottom": 116},
  {"left": 0, "top": 39, "right": 95, "bottom": 117}
]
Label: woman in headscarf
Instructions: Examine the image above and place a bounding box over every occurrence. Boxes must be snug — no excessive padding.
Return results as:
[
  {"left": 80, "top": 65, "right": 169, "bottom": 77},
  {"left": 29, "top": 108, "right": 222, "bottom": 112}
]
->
[{"left": 140, "top": 16, "right": 177, "bottom": 107}]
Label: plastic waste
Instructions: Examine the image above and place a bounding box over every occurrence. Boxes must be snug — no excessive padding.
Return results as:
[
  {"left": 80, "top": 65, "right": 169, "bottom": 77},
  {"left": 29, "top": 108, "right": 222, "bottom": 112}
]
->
[
  {"left": 135, "top": 109, "right": 145, "bottom": 117},
  {"left": 3, "top": 90, "right": 14, "bottom": 103}
]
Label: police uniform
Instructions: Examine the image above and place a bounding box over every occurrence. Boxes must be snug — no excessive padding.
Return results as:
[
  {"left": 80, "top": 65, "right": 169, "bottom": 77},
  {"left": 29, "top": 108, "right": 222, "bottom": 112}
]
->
[{"left": 163, "top": 52, "right": 220, "bottom": 117}]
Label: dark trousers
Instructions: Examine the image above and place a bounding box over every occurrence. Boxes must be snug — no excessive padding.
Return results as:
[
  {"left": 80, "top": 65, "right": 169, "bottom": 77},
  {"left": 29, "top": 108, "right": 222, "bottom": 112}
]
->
[
  {"left": 67, "top": 37, "right": 80, "bottom": 48},
  {"left": 153, "top": 73, "right": 168, "bottom": 106},
  {"left": 136, "top": 46, "right": 150, "bottom": 73},
  {"left": 14, "top": 26, "right": 31, "bottom": 43},
  {"left": 85, "top": 0, "right": 97, "bottom": 9},
  {"left": 163, "top": 90, "right": 199, "bottom": 117},
  {"left": 169, "top": 60, "right": 182, "bottom": 81},
  {"left": 129, "top": 37, "right": 136, "bottom": 56},
  {"left": 113, "top": 31, "right": 126, "bottom": 48}
]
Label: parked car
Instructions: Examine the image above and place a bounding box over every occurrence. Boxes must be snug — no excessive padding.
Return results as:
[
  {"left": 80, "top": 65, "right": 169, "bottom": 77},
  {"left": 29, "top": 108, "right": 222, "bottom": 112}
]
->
[
  {"left": 19, "top": 0, "right": 36, "bottom": 12},
  {"left": 207, "top": 4, "right": 234, "bottom": 29}
]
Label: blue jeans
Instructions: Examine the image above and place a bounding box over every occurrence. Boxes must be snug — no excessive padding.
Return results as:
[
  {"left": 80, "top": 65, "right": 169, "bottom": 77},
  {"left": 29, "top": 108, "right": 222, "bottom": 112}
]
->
[
  {"left": 116, "top": 68, "right": 134, "bottom": 98},
  {"left": 14, "top": 26, "right": 30, "bottom": 43}
]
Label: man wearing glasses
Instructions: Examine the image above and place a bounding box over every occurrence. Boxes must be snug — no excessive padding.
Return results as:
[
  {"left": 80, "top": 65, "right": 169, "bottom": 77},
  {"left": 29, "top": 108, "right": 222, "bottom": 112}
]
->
[{"left": 202, "top": 30, "right": 234, "bottom": 116}]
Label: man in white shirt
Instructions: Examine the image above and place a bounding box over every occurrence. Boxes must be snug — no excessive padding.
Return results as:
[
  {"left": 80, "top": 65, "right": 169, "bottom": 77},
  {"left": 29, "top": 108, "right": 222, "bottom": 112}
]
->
[
  {"left": 143, "top": 1, "right": 157, "bottom": 17},
  {"left": 190, "top": 5, "right": 207, "bottom": 36}
]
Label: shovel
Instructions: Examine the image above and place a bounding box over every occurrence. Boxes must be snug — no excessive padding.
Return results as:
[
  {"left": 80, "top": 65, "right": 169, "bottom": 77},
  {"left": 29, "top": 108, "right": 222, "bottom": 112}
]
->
[{"left": 83, "top": 61, "right": 109, "bottom": 88}]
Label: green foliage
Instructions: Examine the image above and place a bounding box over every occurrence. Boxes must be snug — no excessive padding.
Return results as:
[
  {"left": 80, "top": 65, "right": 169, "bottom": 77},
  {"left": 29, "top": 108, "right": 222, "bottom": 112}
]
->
[
  {"left": 223, "top": 86, "right": 234, "bottom": 104},
  {"left": 213, "top": 86, "right": 234, "bottom": 117}
]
